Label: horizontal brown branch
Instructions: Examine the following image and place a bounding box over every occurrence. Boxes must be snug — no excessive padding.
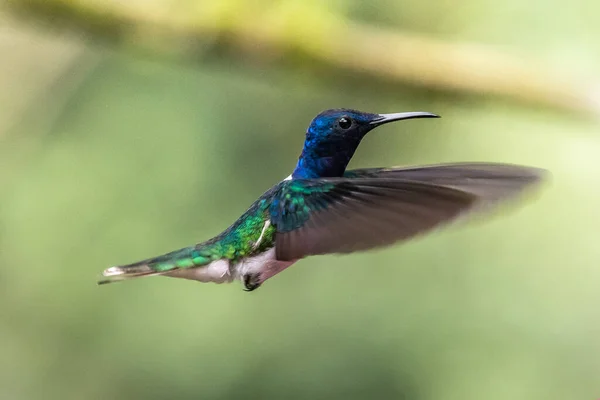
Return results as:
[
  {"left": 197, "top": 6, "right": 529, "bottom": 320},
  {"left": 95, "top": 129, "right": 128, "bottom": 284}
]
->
[{"left": 7, "top": 0, "right": 600, "bottom": 117}]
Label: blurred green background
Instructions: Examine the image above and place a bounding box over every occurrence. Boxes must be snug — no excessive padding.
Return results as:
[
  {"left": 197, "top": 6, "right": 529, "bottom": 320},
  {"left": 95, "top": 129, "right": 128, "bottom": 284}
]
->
[{"left": 1, "top": 1, "right": 599, "bottom": 399}]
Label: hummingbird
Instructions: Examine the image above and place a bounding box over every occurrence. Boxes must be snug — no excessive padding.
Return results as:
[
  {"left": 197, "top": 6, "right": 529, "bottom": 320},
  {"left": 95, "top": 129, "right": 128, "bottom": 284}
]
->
[{"left": 99, "top": 109, "right": 545, "bottom": 291}]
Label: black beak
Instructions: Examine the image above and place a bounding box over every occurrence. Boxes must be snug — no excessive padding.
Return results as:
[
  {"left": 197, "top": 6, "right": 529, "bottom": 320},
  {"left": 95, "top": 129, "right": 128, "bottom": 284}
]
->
[{"left": 370, "top": 111, "right": 440, "bottom": 126}]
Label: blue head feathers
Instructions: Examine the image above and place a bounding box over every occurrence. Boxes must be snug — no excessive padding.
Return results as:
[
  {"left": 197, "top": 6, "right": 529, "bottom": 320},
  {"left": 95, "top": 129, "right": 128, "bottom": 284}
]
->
[{"left": 291, "top": 109, "right": 439, "bottom": 179}]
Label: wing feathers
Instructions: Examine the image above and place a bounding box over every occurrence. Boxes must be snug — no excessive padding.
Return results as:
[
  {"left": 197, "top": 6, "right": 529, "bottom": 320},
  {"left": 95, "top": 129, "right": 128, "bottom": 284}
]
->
[
  {"left": 274, "top": 163, "right": 546, "bottom": 261},
  {"left": 274, "top": 178, "right": 477, "bottom": 260}
]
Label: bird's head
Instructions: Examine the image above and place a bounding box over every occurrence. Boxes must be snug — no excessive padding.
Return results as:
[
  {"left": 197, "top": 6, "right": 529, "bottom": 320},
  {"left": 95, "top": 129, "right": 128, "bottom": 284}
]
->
[
  {"left": 293, "top": 108, "right": 439, "bottom": 179},
  {"left": 306, "top": 109, "right": 438, "bottom": 142}
]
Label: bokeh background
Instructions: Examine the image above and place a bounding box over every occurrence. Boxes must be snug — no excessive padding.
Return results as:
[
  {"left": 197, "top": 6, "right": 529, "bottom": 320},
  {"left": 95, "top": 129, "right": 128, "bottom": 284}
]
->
[{"left": 1, "top": 1, "right": 599, "bottom": 399}]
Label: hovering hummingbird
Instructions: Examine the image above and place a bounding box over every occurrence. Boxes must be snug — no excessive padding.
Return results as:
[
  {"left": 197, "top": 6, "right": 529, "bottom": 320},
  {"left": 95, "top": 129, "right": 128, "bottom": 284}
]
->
[{"left": 99, "top": 109, "right": 545, "bottom": 291}]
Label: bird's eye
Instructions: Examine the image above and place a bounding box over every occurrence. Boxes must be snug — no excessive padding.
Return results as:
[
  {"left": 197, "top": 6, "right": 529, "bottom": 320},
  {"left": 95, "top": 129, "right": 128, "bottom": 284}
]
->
[{"left": 338, "top": 117, "right": 352, "bottom": 129}]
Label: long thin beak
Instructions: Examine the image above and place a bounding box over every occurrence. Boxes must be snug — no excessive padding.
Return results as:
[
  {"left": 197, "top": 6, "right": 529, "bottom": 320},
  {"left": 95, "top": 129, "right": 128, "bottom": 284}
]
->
[{"left": 370, "top": 111, "right": 440, "bottom": 126}]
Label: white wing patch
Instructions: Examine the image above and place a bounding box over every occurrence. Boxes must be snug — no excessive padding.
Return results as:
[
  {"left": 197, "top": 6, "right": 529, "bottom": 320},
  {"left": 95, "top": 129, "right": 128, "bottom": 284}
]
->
[{"left": 252, "top": 220, "right": 271, "bottom": 250}]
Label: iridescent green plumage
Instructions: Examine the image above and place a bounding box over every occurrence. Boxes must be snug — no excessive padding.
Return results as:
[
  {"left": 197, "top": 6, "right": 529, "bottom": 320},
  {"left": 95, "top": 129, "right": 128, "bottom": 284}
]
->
[
  {"left": 100, "top": 108, "right": 546, "bottom": 291},
  {"left": 100, "top": 162, "right": 544, "bottom": 288},
  {"left": 99, "top": 195, "right": 278, "bottom": 283}
]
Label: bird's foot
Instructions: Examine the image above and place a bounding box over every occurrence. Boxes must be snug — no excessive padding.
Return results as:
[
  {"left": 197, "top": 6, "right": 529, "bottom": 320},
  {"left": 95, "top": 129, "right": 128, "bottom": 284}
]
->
[{"left": 243, "top": 273, "right": 262, "bottom": 292}]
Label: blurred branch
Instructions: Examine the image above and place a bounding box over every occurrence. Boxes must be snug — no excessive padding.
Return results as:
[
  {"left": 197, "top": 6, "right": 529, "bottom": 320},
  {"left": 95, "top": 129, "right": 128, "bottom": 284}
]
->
[{"left": 7, "top": 0, "right": 600, "bottom": 117}]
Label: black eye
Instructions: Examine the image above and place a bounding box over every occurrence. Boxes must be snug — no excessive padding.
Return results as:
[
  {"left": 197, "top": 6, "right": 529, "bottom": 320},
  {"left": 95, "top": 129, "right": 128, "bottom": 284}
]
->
[{"left": 338, "top": 117, "right": 352, "bottom": 129}]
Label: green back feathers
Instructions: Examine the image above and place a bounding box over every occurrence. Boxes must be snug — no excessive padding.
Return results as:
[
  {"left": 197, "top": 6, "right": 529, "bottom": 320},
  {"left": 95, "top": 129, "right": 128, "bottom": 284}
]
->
[{"left": 269, "top": 179, "right": 335, "bottom": 232}]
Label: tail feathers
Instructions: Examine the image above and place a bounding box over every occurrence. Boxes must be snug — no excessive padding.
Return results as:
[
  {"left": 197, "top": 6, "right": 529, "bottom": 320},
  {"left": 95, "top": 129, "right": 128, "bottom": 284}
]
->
[
  {"left": 97, "top": 263, "right": 160, "bottom": 285},
  {"left": 98, "top": 246, "right": 214, "bottom": 285}
]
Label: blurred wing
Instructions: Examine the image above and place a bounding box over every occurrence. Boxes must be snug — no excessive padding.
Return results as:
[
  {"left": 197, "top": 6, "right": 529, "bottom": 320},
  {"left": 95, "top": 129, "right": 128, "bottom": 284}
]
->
[
  {"left": 270, "top": 178, "right": 478, "bottom": 261},
  {"left": 344, "top": 162, "right": 547, "bottom": 205}
]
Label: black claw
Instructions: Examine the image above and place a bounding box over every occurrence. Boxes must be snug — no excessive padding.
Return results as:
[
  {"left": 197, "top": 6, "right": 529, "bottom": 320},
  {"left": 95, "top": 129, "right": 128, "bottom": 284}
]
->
[{"left": 243, "top": 274, "right": 262, "bottom": 292}]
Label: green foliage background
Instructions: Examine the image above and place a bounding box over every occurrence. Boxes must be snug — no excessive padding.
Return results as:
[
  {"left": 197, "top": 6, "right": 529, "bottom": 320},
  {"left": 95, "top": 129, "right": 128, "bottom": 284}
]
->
[{"left": 1, "top": 1, "right": 599, "bottom": 399}]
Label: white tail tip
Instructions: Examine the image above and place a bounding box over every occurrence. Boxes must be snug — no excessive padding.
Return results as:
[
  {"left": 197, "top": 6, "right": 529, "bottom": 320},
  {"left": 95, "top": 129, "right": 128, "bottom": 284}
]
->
[{"left": 103, "top": 266, "right": 125, "bottom": 276}]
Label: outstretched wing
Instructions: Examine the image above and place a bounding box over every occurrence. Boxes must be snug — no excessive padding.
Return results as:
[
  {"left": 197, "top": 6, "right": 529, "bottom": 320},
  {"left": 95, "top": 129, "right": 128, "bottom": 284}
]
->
[
  {"left": 270, "top": 178, "right": 477, "bottom": 261},
  {"left": 272, "top": 163, "right": 546, "bottom": 261},
  {"left": 344, "top": 162, "right": 546, "bottom": 204}
]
